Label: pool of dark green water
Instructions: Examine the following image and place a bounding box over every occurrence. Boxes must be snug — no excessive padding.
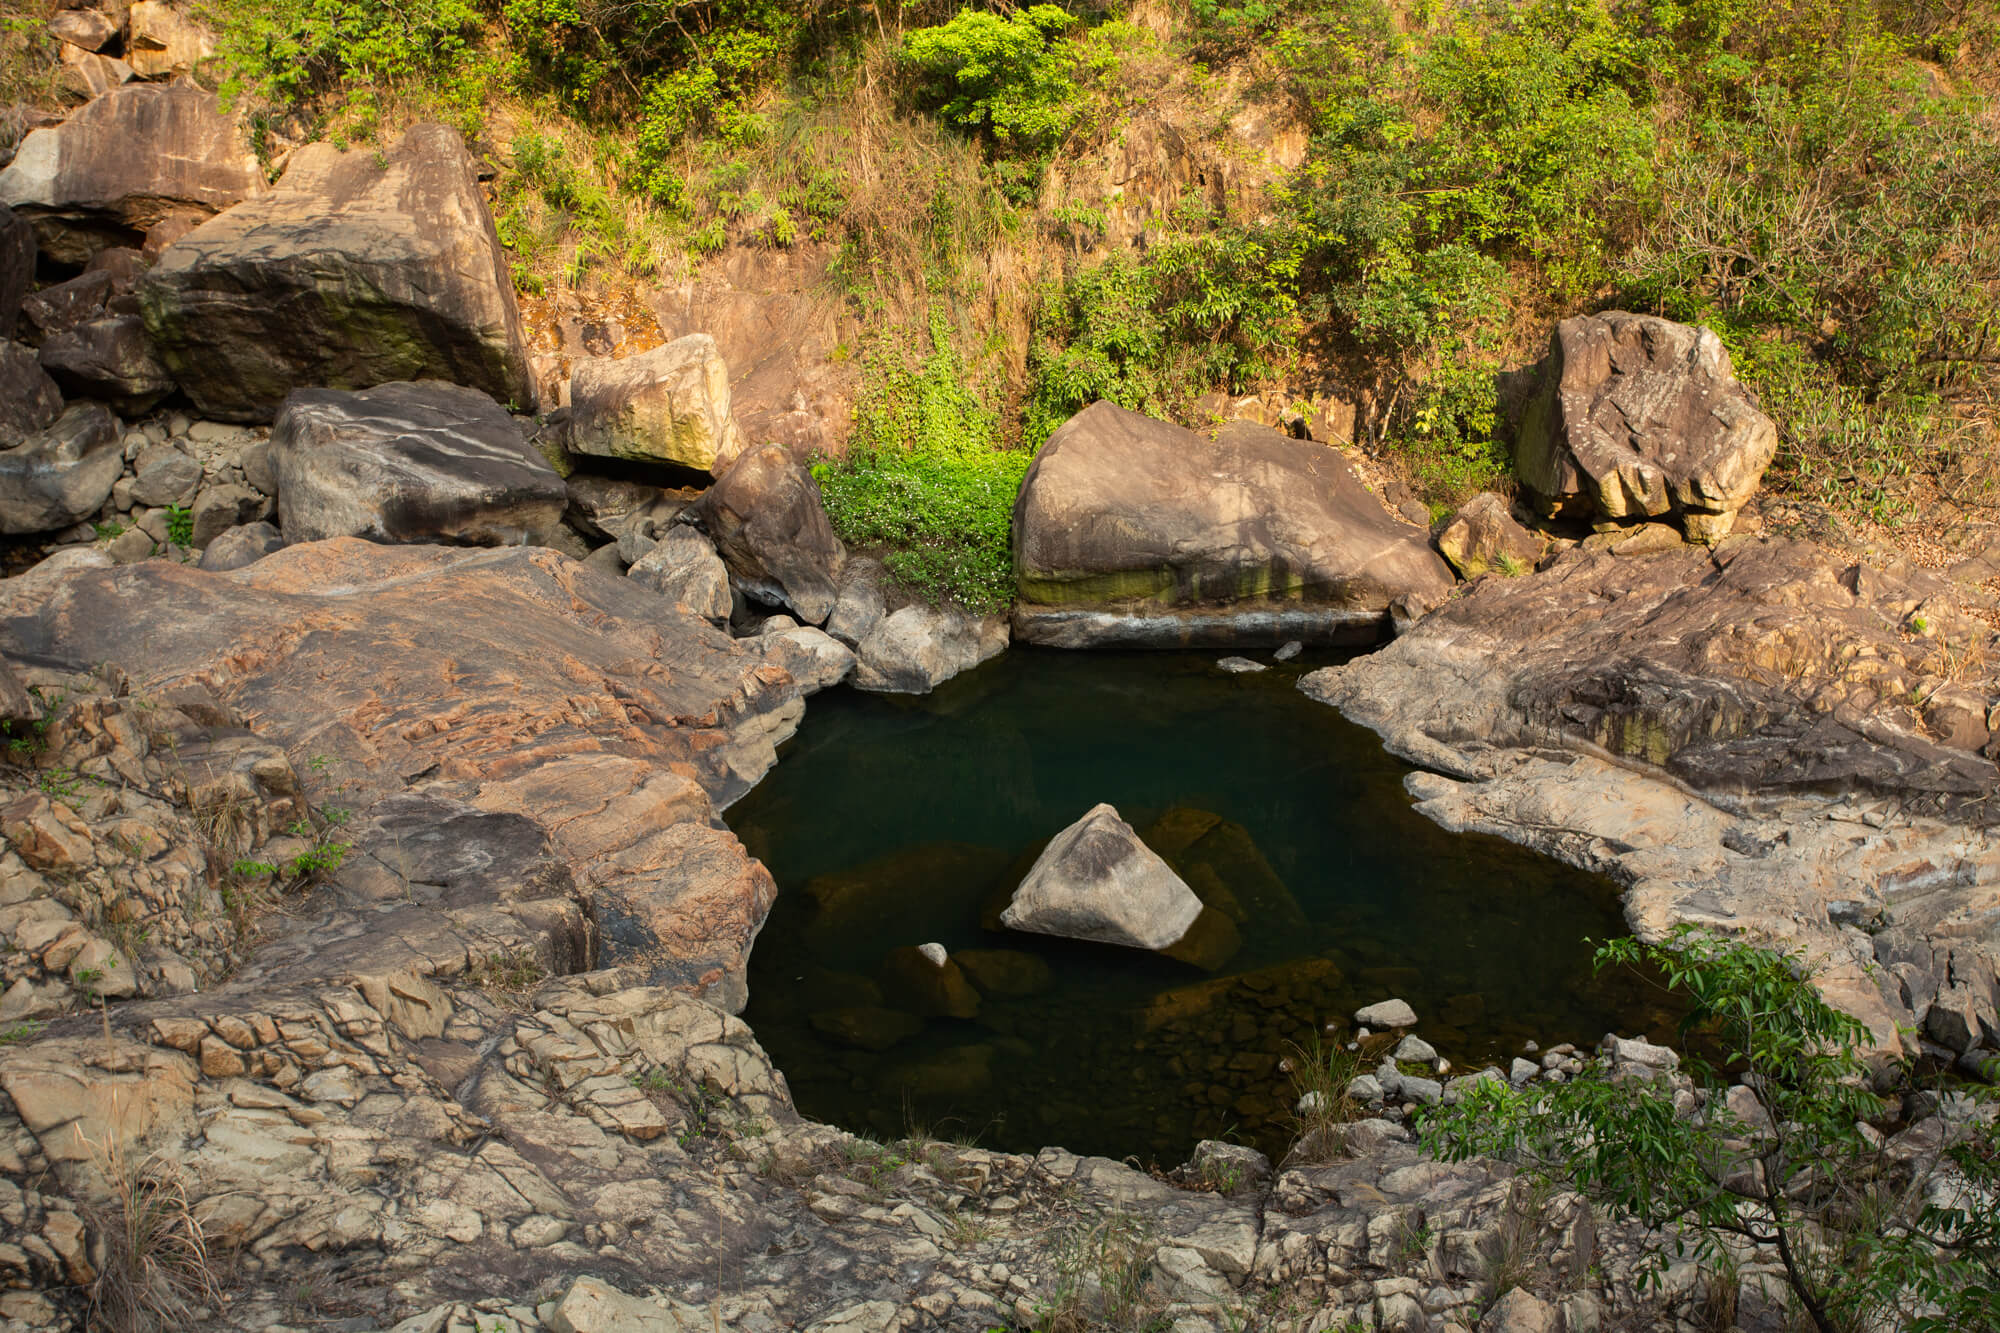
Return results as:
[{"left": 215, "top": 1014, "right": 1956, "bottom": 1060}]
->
[{"left": 731, "top": 647, "right": 1678, "bottom": 1163}]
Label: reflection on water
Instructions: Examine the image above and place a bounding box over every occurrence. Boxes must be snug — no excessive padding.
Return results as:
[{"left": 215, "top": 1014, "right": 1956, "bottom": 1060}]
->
[{"left": 733, "top": 648, "right": 1676, "bottom": 1162}]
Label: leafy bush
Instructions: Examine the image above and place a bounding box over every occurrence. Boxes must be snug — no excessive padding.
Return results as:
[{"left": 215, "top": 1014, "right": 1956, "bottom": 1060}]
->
[
  {"left": 1026, "top": 219, "right": 1304, "bottom": 444},
  {"left": 1426, "top": 928, "right": 2000, "bottom": 1333},
  {"left": 902, "top": 5, "right": 1080, "bottom": 158},
  {"left": 816, "top": 311, "right": 1030, "bottom": 612},
  {"left": 209, "top": 0, "right": 493, "bottom": 128}
]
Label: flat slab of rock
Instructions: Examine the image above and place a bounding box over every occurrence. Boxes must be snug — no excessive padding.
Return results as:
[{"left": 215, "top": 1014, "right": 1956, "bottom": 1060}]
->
[
  {"left": 1, "top": 539, "right": 807, "bottom": 1010},
  {"left": 0, "top": 83, "right": 262, "bottom": 264},
  {"left": 140, "top": 123, "right": 535, "bottom": 422},
  {"left": 566, "top": 334, "right": 746, "bottom": 473},
  {"left": 0, "top": 403, "right": 120, "bottom": 534},
  {"left": 1516, "top": 312, "right": 1776, "bottom": 542},
  {"left": 1001, "top": 803, "right": 1205, "bottom": 952},
  {"left": 685, "top": 442, "right": 845, "bottom": 624},
  {"left": 1013, "top": 403, "right": 1454, "bottom": 647},
  {"left": 272, "top": 381, "right": 567, "bottom": 547}
]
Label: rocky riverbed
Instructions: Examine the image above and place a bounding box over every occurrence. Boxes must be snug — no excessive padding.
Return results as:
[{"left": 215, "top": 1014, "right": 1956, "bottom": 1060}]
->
[{"left": 4, "top": 52, "right": 1999, "bottom": 1333}]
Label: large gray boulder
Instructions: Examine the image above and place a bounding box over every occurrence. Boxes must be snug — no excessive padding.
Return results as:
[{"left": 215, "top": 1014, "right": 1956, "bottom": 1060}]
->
[
  {"left": 1516, "top": 312, "right": 1777, "bottom": 543},
  {"left": 197, "top": 520, "right": 284, "bottom": 571},
  {"left": 0, "top": 203, "right": 31, "bottom": 336},
  {"left": 272, "top": 381, "right": 568, "bottom": 547},
  {"left": 567, "top": 335, "right": 746, "bottom": 473},
  {"left": 1013, "top": 403, "right": 1455, "bottom": 647},
  {"left": 626, "top": 525, "right": 731, "bottom": 626},
  {"left": 125, "top": 0, "right": 213, "bottom": 78},
  {"left": 852, "top": 604, "right": 1007, "bottom": 694},
  {"left": 1001, "top": 803, "right": 1204, "bottom": 952},
  {"left": 0, "top": 403, "right": 121, "bottom": 534},
  {"left": 37, "top": 315, "right": 173, "bottom": 414},
  {"left": 684, "top": 442, "right": 845, "bottom": 624},
  {"left": 0, "top": 83, "right": 263, "bottom": 264},
  {"left": 0, "top": 342, "right": 63, "bottom": 446},
  {"left": 140, "top": 123, "right": 536, "bottom": 422}
]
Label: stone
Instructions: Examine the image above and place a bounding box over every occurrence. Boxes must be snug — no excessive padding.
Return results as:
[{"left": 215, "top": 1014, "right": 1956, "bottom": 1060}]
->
[
  {"left": 106, "top": 525, "right": 154, "bottom": 562},
  {"left": 47, "top": 7, "right": 119, "bottom": 52},
  {"left": 1516, "top": 312, "right": 1778, "bottom": 542},
  {"left": 1355, "top": 998, "right": 1417, "bottom": 1029},
  {"left": 565, "top": 335, "right": 746, "bottom": 473},
  {"left": 125, "top": 1, "right": 214, "bottom": 78},
  {"left": 1013, "top": 403, "right": 1454, "bottom": 646},
  {"left": 271, "top": 381, "right": 567, "bottom": 547},
  {"left": 627, "top": 525, "right": 731, "bottom": 626},
  {"left": 1393, "top": 1035, "right": 1438, "bottom": 1063},
  {"left": 0, "top": 341, "right": 62, "bottom": 446},
  {"left": 1217, "top": 656, "right": 1266, "bottom": 674},
  {"left": 882, "top": 945, "right": 980, "bottom": 1019},
  {"left": 1480, "top": 1288, "right": 1559, "bottom": 1333},
  {"left": 548, "top": 1276, "right": 708, "bottom": 1333},
  {"left": 953, "top": 949, "right": 1052, "bottom": 997},
  {"left": 684, "top": 442, "right": 845, "bottom": 624},
  {"left": 563, "top": 473, "right": 696, "bottom": 542},
  {"left": 58, "top": 48, "right": 136, "bottom": 101},
  {"left": 1927, "top": 984, "right": 1984, "bottom": 1054},
  {"left": 852, "top": 604, "right": 1008, "bottom": 694},
  {"left": 0, "top": 657, "right": 33, "bottom": 725},
  {"left": 140, "top": 123, "right": 535, "bottom": 422},
  {"left": 1273, "top": 640, "right": 1302, "bottom": 661},
  {"left": 1607, "top": 1036, "right": 1679, "bottom": 1078},
  {"left": 1509, "top": 1058, "right": 1539, "bottom": 1084},
  {"left": 1000, "top": 803, "right": 1205, "bottom": 953},
  {"left": 36, "top": 316, "right": 174, "bottom": 414},
  {"left": 809, "top": 1006, "right": 923, "bottom": 1052},
  {"left": 3, "top": 539, "right": 802, "bottom": 1005},
  {"left": 0, "top": 404, "right": 122, "bottom": 534},
  {"left": 756, "top": 622, "right": 857, "bottom": 694},
  {"left": 189, "top": 483, "right": 270, "bottom": 549},
  {"left": 21, "top": 270, "right": 111, "bottom": 340},
  {"left": 1435, "top": 492, "right": 1541, "bottom": 579},
  {"left": 0, "top": 203, "right": 32, "bottom": 336},
  {"left": 0, "top": 84, "right": 262, "bottom": 265},
  {"left": 824, "top": 555, "right": 887, "bottom": 648},
  {"left": 128, "top": 443, "right": 201, "bottom": 507}
]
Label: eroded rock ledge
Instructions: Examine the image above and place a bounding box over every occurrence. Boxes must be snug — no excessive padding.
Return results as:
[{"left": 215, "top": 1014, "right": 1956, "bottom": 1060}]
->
[{"left": 1303, "top": 536, "right": 2000, "bottom": 1064}]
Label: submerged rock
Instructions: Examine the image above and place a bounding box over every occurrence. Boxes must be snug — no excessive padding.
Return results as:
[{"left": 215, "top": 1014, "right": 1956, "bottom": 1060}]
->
[
  {"left": 882, "top": 944, "right": 980, "bottom": 1019},
  {"left": 1001, "top": 803, "right": 1205, "bottom": 954},
  {"left": 1355, "top": 998, "right": 1417, "bottom": 1029},
  {"left": 1012, "top": 402, "right": 1454, "bottom": 647}
]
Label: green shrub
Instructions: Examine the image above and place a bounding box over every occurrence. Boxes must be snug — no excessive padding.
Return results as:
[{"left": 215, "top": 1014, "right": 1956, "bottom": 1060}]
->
[
  {"left": 816, "top": 311, "right": 1028, "bottom": 613},
  {"left": 1426, "top": 927, "right": 2000, "bottom": 1333},
  {"left": 1025, "top": 218, "right": 1304, "bottom": 444},
  {"left": 209, "top": 0, "right": 494, "bottom": 127},
  {"left": 902, "top": 5, "right": 1080, "bottom": 159}
]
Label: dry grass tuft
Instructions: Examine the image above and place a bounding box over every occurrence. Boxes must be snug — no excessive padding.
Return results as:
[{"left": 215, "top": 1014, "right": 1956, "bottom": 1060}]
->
[{"left": 81, "top": 1135, "right": 224, "bottom": 1333}]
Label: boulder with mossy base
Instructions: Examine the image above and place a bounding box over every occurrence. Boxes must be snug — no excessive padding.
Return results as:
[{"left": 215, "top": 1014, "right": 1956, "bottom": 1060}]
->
[
  {"left": 1012, "top": 402, "right": 1455, "bottom": 648},
  {"left": 138, "top": 123, "right": 536, "bottom": 423}
]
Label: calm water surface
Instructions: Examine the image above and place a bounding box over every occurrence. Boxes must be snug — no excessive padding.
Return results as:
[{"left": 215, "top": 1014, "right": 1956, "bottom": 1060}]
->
[{"left": 732, "top": 648, "right": 1674, "bottom": 1161}]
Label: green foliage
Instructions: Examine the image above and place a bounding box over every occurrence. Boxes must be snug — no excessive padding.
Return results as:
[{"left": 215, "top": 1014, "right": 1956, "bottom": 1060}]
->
[
  {"left": 816, "top": 310, "right": 1029, "bottom": 613},
  {"left": 1026, "top": 218, "right": 1304, "bottom": 443},
  {"left": 208, "top": 0, "right": 494, "bottom": 129},
  {"left": 902, "top": 5, "right": 1079, "bottom": 159},
  {"left": 164, "top": 506, "right": 194, "bottom": 550},
  {"left": 1425, "top": 928, "right": 2000, "bottom": 1332}
]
